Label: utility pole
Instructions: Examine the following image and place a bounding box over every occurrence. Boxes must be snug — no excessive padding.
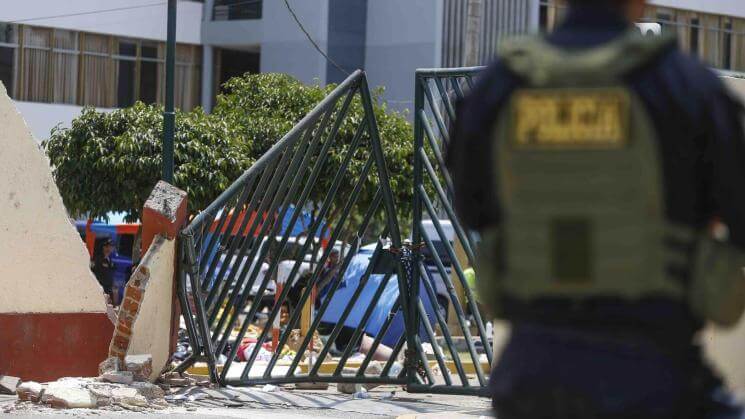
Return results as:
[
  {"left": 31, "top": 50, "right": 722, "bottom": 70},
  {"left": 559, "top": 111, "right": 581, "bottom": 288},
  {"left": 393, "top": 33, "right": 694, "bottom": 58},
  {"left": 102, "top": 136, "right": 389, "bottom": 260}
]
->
[
  {"left": 163, "top": 0, "right": 177, "bottom": 183},
  {"left": 464, "top": 0, "right": 483, "bottom": 67}
]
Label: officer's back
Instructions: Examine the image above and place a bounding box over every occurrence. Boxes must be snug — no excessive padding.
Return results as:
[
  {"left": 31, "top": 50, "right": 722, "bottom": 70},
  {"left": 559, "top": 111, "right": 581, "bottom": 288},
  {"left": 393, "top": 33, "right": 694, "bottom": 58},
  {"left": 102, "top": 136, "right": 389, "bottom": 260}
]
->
[{"left": 447, "top": 0, "right": 745, "bottom": 418}]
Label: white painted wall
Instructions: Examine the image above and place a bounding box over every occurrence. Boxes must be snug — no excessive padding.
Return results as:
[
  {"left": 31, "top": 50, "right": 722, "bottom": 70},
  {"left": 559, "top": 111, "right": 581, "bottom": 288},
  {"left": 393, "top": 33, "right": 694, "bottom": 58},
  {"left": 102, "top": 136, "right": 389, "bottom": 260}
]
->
[
  {"left": 650, "top": 0, "right": 745, "bottom": 19},
  {"left": 0, "top": 84, "right": 105, "bottom": 314},
  {"left": 126, "top": 236, "right": 175, "bottom": 382},
  {"left": 365, "top": 0, "right": 443, "bottom": 114},
  {"left": 0, "top": 0, "right": 202, "bottom": 44},
  {"left": 260, "top": 0, "right": 330, "bottom": 86},
  {"left": 13, "top": 101, "right": 113, "bottom": 142}
]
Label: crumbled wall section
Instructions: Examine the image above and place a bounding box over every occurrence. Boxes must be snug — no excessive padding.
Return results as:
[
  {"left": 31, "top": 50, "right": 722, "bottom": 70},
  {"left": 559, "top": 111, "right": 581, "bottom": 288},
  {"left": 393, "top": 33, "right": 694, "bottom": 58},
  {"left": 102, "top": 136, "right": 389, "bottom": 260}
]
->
[
  {"left": 0, "top": 82, "right": 104, "bottom": 313},
  {"left": 110, "top": 235, "right": 176, "bottom": 382}
]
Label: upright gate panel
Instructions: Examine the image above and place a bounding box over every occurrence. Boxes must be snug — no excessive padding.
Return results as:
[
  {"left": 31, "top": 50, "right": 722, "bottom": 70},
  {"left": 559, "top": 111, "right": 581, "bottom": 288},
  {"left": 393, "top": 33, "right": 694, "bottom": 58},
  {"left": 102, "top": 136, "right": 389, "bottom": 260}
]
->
[
  {"left": 177, "top": 71, "right": 410, "bottom": 387},
  {"left": 408, "top": 67, "right": 491, "bottom": 395}
]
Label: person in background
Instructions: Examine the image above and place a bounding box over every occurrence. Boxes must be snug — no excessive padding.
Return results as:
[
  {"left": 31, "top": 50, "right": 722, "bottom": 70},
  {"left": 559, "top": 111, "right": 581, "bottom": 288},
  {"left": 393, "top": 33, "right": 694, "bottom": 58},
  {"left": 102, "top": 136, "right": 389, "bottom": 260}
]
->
[
  {"left": 447, "top": 0, "right": 745, "bottom": 417},
  {"left": 92, "top": 238, "right": 116, "bottom": 304}
]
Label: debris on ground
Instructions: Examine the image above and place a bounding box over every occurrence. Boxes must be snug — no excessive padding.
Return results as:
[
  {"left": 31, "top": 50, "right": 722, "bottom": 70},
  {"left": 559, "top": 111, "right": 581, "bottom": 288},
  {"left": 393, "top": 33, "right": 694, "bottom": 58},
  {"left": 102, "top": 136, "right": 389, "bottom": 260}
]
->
[
  {"left": 98, "top": 357, "right": 121, "bottom": 376},
  {"left": 159, "top": 372, "right": 212, "bottom": 388},
  {"left": 16, "top": 381, "right": 43, "bottom": 401},
  {"left": 9, "top": 352, "right": 173, "bottom": 411},
  {"left": 125, "top": 354, "right": 153, "bottom": 381},
  {"left": 0, "top": 376, "right": 20, "bottom": 395},
  {"left": 101, "top": 371, "right": 134, "bottom": 385}
]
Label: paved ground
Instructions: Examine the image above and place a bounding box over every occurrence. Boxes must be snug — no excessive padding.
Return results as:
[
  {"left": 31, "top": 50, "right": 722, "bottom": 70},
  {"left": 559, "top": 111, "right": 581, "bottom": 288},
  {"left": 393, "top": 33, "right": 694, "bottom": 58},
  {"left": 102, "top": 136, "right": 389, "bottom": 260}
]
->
[{"left": 0, "top": 385, "right": 494, "bottom": 418}]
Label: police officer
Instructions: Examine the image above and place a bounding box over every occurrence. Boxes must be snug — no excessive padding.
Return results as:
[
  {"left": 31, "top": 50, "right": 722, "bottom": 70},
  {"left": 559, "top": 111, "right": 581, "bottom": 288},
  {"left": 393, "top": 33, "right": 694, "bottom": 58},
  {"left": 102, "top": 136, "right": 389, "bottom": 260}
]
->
[
  {"left": 93, "top": 238, "right": 116, "bottom": 303},
  {"left": 447, "top": 0, "right": 745, "bottom": 417}
]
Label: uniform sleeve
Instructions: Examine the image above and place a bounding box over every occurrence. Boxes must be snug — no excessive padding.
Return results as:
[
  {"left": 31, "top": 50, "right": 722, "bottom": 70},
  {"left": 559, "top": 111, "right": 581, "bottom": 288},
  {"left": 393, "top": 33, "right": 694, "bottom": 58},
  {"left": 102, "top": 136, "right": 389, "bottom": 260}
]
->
[
  {"left": 704, "top": 81, "right": 745, "bottom": 249},
  {"left": 445, "top": 62, "right": 518, "bottom": 231}
]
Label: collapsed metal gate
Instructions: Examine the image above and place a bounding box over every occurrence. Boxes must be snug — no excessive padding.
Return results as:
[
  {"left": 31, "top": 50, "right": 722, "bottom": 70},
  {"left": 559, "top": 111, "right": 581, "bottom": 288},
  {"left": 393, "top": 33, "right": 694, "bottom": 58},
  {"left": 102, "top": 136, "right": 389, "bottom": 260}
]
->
[
  {"left": 177, "top": 70, "right": 410, "bottom": 387},
  {"left": 177, "top": 67, "right": 492, "bottom": 395}
]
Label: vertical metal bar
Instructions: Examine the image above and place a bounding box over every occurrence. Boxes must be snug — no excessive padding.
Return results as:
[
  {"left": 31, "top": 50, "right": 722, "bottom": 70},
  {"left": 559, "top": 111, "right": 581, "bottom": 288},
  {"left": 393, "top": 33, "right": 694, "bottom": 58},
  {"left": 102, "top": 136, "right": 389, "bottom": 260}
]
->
[
  {"left": 162, "top": 0, "right": 177, "bottom": 182},
  {"left": 410, "top": 72, "right": 426, "bottom": 390}
]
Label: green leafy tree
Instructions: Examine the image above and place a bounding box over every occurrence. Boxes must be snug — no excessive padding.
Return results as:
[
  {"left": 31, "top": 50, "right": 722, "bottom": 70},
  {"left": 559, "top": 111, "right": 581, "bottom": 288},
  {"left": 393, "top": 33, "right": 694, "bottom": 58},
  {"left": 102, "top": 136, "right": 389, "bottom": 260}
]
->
[
  {"left": 213, "top": 73, "right": 414, "bottom": 237},
  {"left": 44, "top": 103, "right": 251, "bottom": 221},
  {"left": 44, "top": 73, "right": 414, "bottom": 236}
]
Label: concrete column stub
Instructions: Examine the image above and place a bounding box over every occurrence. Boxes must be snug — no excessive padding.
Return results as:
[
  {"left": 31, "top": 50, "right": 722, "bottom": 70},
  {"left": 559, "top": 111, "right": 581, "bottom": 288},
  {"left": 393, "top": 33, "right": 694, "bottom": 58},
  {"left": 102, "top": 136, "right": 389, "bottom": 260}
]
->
[{"left": 141, "top": 181, "right": 188, "bottom": 255}]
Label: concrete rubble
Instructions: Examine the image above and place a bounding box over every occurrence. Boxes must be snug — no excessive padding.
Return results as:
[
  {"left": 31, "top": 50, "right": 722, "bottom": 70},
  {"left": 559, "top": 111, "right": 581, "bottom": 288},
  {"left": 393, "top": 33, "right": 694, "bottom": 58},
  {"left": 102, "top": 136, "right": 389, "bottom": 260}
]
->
[
  {"left": 0, "top": 376, "right": 20, "bottom": 395},
  {"left": 9, "top": 353, "right": 174, "bottom": 411},
  {"left": 125, "top": 354, "right": 153, "bottom": 381}
]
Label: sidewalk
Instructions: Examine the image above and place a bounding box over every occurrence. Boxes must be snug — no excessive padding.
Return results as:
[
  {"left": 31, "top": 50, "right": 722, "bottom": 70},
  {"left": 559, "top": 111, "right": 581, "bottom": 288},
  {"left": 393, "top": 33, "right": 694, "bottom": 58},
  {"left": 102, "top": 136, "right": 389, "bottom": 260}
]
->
[{"left": 1, "top": 384, "right": 492, "bottom": 418}]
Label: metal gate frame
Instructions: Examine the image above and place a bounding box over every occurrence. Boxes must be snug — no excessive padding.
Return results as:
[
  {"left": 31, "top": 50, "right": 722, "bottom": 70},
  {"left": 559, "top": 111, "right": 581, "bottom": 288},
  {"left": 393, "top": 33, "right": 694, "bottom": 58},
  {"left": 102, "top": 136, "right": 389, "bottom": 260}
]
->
[
  {"left": 408, "top": 67, "right": 490, "bottom": 396},
  {"left": 176, "top": 70, "right": 412, "bottom": 387},
  {"left": 175, "top": 67, "right": 497, "bottom": 396}
]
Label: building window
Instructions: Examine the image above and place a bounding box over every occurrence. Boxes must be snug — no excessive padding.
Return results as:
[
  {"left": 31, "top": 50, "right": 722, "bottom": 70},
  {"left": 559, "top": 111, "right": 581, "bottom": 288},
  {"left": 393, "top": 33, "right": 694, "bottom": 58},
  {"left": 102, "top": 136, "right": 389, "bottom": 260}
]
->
[
  {"left": 116, "top": 40, "right": 137, "bottom": 107},
  {"left": 690, "top": 18, "right": 700, "bottom": 56},
  {"left": 213, "top": 0, "right": 262, "bottom": 21},
  {"left": 723, "top": 21, "right": 733, "bottom": 70},
  {"left": 539, "top": 3, "right": 549, "bottom": 32},
  {"left": 53, "top": 29, "right": 78, "bottom": 104},
  {"left": 139, "top": 42, "right": 159, "bottom": 105},
  {"left": 0, "top": 23, "right": 201, "bottom": 110},
  {"left": 0, "top": 23, "right": 16, "bottom": 98},
  {"left": 21, "top": 26, "right": 52, "bottom": 103},
  {"left": 81, "top": 33, "right": 113, "bottom": 107}
]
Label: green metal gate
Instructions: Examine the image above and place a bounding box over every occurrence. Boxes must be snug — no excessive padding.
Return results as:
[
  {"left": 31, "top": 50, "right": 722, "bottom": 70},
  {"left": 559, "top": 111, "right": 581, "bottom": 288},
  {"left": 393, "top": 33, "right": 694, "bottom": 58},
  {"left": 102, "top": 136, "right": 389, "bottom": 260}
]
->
[{"left": 408, "top": 67, "right": 489, "bottom": 395}]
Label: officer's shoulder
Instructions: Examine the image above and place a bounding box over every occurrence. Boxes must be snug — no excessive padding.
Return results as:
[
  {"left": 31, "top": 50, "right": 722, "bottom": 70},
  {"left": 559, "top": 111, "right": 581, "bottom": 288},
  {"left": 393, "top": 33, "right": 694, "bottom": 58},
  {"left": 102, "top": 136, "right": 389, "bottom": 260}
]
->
[
  {"left": 654, "top": 48, "right": 735, "bottom": 106},
  {"left": 458, "top": 60, "right": 520, "bottom": 120}
]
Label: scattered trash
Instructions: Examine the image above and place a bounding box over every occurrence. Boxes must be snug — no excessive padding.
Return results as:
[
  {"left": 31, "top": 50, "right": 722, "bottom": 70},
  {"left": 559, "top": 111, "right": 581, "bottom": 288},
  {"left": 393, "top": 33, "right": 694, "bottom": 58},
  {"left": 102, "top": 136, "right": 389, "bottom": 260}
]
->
[
  {"left": 353, "top": 388, "right": 370, "bottom": 399},
  {"left": 261, "top": 384, "right": 279, "bottom": 393}
]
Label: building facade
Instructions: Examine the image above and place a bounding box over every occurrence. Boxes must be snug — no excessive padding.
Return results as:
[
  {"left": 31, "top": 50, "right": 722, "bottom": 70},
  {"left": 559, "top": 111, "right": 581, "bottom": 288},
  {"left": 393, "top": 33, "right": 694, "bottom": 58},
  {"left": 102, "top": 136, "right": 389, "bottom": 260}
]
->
[
  {"left": 540, "top": 0, "right": 745, "bottom": 72},
  {"left": 2, "top": 0, "right": 744, "bottom": 140}
]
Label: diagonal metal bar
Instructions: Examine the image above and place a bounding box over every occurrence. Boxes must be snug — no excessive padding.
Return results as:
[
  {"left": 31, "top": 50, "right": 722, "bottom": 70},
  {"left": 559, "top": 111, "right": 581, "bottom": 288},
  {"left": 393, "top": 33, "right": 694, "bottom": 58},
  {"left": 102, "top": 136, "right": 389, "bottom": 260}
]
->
[
  {"left": 418, "top": 185, "right": 493, "bottom": 364},
  {"left": 419, "top": 223, "right": 487, "bottom": 385},
  {"left": 419, "top": 148, "right": 475, "bottom": 263}
]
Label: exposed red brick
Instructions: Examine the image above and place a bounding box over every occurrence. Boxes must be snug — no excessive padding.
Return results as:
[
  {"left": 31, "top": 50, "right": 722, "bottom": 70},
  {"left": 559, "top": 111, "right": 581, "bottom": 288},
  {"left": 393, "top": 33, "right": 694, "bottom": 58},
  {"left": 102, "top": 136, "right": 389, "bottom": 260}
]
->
[
  {"left": 112, "top": 334, "right": 129, "bottom": 352},
  {"left": 121, "top": 297, "right": 140, "bottom": 314}
]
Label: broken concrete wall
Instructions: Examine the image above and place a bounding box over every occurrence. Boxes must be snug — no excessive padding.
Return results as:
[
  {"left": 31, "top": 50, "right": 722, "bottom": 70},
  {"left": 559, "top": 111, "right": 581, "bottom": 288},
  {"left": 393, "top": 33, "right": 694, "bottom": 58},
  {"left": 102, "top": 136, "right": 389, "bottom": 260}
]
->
[
  {"left": 110, "top": 235, "right": 176, "bottom": 382},
  {"left": 0, "top": 81, "right": 112, "bottom": 381}
]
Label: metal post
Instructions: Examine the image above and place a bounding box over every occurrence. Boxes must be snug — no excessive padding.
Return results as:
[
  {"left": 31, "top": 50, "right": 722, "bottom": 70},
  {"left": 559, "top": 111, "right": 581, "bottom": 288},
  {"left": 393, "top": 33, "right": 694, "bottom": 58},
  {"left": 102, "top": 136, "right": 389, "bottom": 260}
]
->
[
  {"left": 163, "top": 0, "right": 177, "bottom": 183},
  {"left": 408, "top": 73, "right": 425, "bottom": 387}
]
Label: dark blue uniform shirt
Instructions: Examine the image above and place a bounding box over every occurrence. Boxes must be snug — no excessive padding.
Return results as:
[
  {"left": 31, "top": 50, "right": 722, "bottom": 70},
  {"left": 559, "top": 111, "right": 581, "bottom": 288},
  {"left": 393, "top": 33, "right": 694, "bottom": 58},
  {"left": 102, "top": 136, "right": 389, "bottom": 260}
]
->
[{"left": 447, "top": 6, "right": 745, "bottom": 346}]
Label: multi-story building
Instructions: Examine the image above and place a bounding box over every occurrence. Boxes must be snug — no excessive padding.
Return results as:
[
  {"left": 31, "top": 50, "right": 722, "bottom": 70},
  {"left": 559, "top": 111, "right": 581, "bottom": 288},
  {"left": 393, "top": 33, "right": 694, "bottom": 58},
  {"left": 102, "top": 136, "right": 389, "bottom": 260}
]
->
[
  {"left": 0, "top": 1, "right": 204, "bottom": 140},
  {"left": 540, "top": 0, "right": 745, "bottom": 73},
  {"left": 3, "top": 1, "right": 743, "bottom": 141}
]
